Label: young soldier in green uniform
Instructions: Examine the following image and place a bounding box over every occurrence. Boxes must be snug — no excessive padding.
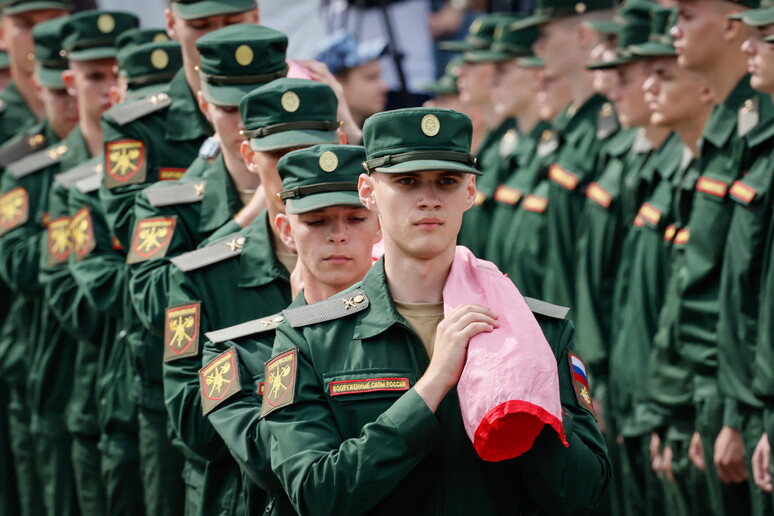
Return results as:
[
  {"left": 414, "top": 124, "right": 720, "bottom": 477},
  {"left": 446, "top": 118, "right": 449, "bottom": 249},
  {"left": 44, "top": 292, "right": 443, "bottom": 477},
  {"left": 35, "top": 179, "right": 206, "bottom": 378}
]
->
[
  {"left": 128, "top": 25, "right": 289, "bottom": 515},
  {"left": 714, "top": 7, "right": 774, "bottom": 515},
  {"left": 667, "top": 2, "right": 772, "bottom": 514},
  {"left": 164, "top": 79, "right": 341, "bottom": 514},
  {"left": 201, "top": 144, "right": 380, "bottom": 515},
  {"left": 263, "top": 107, "right": 611, "bottom": 515},
  {"left": 517, "top": 0, "right": 619, "bottom": 317},
  {"left": 0, "top": 10, "right": 137, "bottom": 515}
]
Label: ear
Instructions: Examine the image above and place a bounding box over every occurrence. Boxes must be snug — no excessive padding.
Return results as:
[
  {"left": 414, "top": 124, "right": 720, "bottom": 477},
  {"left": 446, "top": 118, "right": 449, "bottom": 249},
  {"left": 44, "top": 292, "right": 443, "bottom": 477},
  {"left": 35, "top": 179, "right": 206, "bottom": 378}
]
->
[
  {"left": 164, "top": 8, "right": 177, "bottom": 41},
  {"left": 30, "top": 72, "right": 41, "bottom": 95},
  {"left": 61, "top": 69, "right": 77, "bottom": 98},
  {"left": 464, "top": 175, "right": 477, "bottom": 211},
  {"left": 108, "top": 84, "right": 121, "bottom": 106},
  {"left": 698, "top": 82, "right": 715, "bottom": 105},
  {"left": 248, "top": 8, "right": 260, "bottom": 24},
  {"left": 241, "top": 140, "right": 260, "bottom": 175},
  {"left": 338, "top": 130, "right": 347, "bottom": 144},
  {"left": 196, "top": 91, "right": 212, "bottom": 122},
  {"left": 358, "top": 173, "right": 378, "bottom": 213},
  {"left": 274, "top": 213, "right": 297, "bottom": 251}
]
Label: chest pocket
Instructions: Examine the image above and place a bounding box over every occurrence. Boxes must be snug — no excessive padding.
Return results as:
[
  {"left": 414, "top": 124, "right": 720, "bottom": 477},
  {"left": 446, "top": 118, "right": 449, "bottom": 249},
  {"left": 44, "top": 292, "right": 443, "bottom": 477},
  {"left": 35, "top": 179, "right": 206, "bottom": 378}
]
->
[{"left": 323, "top": 369, "right": 417, "bottom": 403}]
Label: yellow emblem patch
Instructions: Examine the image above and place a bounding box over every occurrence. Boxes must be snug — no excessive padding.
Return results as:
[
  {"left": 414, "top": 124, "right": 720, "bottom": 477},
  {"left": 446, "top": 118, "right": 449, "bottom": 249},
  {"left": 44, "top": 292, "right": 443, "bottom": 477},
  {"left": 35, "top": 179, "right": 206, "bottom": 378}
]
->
[
  {"left": 159, "top": 167, "right": 186, "bottom": 181},
  {"left": 47, "top": 216, "right": 71, "bottom": 265},
  {"left": 164, "top": 302, "right": 201, "bottom": 362},
  {"left": 97, "top": 13, "right": 115, "bottom": 33},
  {"left": 696, "top": 176, "right": 728, "bottom": 198},
  {"left": 151, "top": 49, "right": 169, "bottom": 70},
  {"left": 548, "top": 164, "right": 579, "bottom": 191},
  {"left": 585, "top": 182, "right": 612, "bottom": 209},
  {"left": 235, "top": 44, "right": 254, "bottom": 66},
  {"left": 421, "top": 114, "right": 440, "bottom": 137},
  {"left": 260, "top": 348, "right": 298, "bottom": 417},
  {"left": 319, "top": 151, "right": 338, "bottom": 172},
  {"left": 281, "top": 91, "right": 300, "bottom": 113},
  {"left": 199, "top": 347, "right": 241, "bottom": 415},
  {"left": 729, "top": 180, "right": 757, "bottom": 204},
  {"left": 105, "top": 140, "right": 147, "bottom": 188},
  {"left": 493, "top": 185, "right": 522, "bottom": 205},
  {"left": 522, "top": 194, "right": 548, "bottom": 213},
  {"left": 127, "top": 216, "right": 176, "bottom": 264},
  {"left": 0, "top": 188, "right": 29, "bottom": 235},
  {"left": 71, "top": 207, "right": 96, "bottom": 261},
  {"left": 153, "top": 33, "right": 169, "bottom": 42}
]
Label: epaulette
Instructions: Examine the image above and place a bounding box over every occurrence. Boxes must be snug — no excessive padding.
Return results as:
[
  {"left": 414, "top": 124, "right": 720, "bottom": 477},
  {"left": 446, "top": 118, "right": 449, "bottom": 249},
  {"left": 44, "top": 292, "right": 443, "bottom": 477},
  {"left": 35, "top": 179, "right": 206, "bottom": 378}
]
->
[
  {"left": 0, "top": 132, "right": 47, "bottom": 167},
  {"left": 0, "top": 98, "right": 6, "bottom": 114},
  {"left": 105, "top": 92, "right": 171, "bottom": 126},
  {"left": 75, "top": 172, "right": 103, "bottom": 193},
  {"left": 738, "top": 97, "right": 759, "bottom": 138},
  {"left": 283, "top": 289, "right": 368, "bottom": 328},
  {"left": 170, "top": 233, "right": 245, "bottom": 272},
  {"left": 596, "top": 102, "right": 620, "bottom": 140},
  {"left": 498, "top": 129, "right": 519, "bottom": 158},
  {"left": 198, "top": 136, "right": 221, "bottom": 160},
  {"left": 537, "top": 128, "right": 558, "bottom": 157},
  {"left": 7, "top": 143, "right": 68, "bottom": 179},
  {"left": 205, "top": 312, "right": 285, "bottom": 344},
  {"left": 524, "top": 297, "right": 569, "bottom": 320},
  {"left": 144, "top": 180, "right": 207, "bottom": 207},
  {"left": 55, "top": 160, "right": 103, "bottom": 189}
]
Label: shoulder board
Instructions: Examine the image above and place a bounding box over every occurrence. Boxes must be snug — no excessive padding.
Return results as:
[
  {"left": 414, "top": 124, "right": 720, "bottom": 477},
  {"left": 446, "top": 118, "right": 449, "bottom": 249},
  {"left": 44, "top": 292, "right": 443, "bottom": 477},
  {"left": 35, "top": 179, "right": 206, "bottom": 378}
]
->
[
  {"left": 283, "top": 289, "right": 368, "bottom": 328},
  {"left": 0, "top": 132, "right": 47, "bottom": 167},
  {"left": 596, "top": 102, "right": 620, "bottom": 140},
  {"left": 0, "top": 98, "right": 6, "bottom": 114},
  {"left": 170, "top": 233, "right": 246, "bottom": 272},
  {"left": 144, "top": 180, "right": 207, "bottom": 207},
  {"left": 75, "top": 173, "right": 103, "bottom": 193},
  {"left": 738, "top": 97, "right": 759, "bottom": 138},
  {"left": 7, "top": 144, "right": 68, "bottom": 179},
  {"left": 524, "top": 297, "right": 569, "bottom": 320},
  {"left": 105, "top": 92, "right": 171, "bottom": 126},
  {"left": 55, "top": 160, "right": 103, "bottom": 189},
  {"left": 205, "top": 312, "right": 285, "bottom": 344},
  {"left": 198, "top": 137, "right": 221, "bottom": 160}
]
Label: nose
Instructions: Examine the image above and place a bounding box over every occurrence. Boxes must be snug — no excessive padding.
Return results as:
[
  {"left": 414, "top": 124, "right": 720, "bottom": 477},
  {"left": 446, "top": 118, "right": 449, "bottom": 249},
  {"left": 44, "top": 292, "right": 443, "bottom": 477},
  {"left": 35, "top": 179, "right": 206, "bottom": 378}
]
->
[
  {"left": 670, "top": 24, "right": 682, "bottom": 41},
  {"left": 328, "top": 219, "right": 348, "bottom": 243},
  {"left": 642, "top": 75, "right": 656, "bottom": 94},
  {"left": 417, "top": 184, "right": 442, "bottom": 210},
  {"left": 742, "top": 37, "right": 756, "bottom": 56}
]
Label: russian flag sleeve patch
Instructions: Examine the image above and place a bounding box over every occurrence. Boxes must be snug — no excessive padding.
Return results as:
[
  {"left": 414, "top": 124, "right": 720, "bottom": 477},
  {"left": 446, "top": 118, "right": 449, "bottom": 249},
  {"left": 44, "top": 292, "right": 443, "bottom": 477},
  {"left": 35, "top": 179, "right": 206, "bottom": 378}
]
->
[{"left": 568, "top": 351, "right": 595, "bottom": 418}]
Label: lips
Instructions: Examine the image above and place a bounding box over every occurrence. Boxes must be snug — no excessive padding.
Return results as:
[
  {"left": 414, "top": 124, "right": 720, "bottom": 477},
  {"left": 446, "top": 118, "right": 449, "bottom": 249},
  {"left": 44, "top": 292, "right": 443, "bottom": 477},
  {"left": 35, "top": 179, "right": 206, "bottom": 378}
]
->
[
  {"left": 415, "top": 218, "right": 443, "bottom": 229},
  {"left": 324, "top": 255, "right": 351, "bottom": 264}
]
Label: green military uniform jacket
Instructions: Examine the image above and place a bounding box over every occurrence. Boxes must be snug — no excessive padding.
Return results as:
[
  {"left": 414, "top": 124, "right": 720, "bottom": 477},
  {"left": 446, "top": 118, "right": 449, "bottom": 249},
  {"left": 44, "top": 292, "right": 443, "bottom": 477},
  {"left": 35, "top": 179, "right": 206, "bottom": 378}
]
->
[
  {"left": 458, "top": 117, "right": 516, "bottom": 257},
  {"left": 716, "top": 114, "right": 774, "bottom": 425},
  {"left": 264, "top": 259, "right": 611, "bottom": 515},
  {"left": 0, "top": 81, "right": 37, "bottom": 146},
  {"left": 542, "top": 95, "right": 618, "bottom": 316},
  {"left": 752, "top": 210, "right": 774, "bottom": 421}
]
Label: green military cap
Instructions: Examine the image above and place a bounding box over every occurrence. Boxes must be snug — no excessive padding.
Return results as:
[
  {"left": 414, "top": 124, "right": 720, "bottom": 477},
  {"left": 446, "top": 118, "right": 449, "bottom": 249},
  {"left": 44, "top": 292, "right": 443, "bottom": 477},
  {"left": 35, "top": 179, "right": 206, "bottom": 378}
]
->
[
  {"left": 361, "top": 107, "right": 479, "bottom": 175},
  {"left": 439, "top": 14, "right": 502, "bottom": 52},
  {"left": 2, "top": 0, "right": 72, "bottom": 15},
  {"left": 61, "top": 10, "right": 140, "bottom": 61},
  {"left": 423, "top": 56, "right": 462, "bottom": 95},
  {"left": 513, "top": 0, "right": 617, "bottom": 29},
  {"left": 517, "top": 55, "right": 545, "bottom": 68},
  {"left": 240, "top": 78, "right": 340, "bottom": 152},
  {"left": 587, "top": 0, "right": 654, "bottom": 69},
  {"left": 115, "top": 28, "right": 170, "bottom": 53},
  {"left": 629, "top": 6, "right": 677, "bottom": 57},
  {"left": 32, "top": 16, "right": 69, "bottom": 89},
  {"left": 118, "top": 41, "right": 183, "bottom": 96},
  {"left": 196, "top": 24, "right": 288, "bottom": 107},
  {"left": 170, "top": 0, "right": 256, "bottom": 21},
  {"left": 463, "top": 15, "right": 539, "bottom": 63},
  {"left": 737, "top": 0, "right": 774, "bottom": 26},
  {"left": 277, "top": 144, "right": 366, "bottom": 214}
]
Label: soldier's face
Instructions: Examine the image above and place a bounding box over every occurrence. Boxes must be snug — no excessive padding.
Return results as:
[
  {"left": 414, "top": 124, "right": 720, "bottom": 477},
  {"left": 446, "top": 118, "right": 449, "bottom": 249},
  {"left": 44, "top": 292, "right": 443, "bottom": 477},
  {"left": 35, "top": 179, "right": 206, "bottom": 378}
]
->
[
  {"left": 457, "top": 60, "right": 496, "bottom": 108},
  {"left": 672, "top": 0, "right": 732, "bottom": 72},
  {"left": 742, "top": 25, "right": 774, "bottom": 94},
  {"left": 642, "top": 56, "right": 711, "bottom": 129},
  {"left": 204, "top": 102, "right": 244, "bottom": 163},
  {"left": 2, "top": 9, "right": 68, "bottom": 77},
  {"left": 609, "top": 61, "right": 652, "bottom": 128},
  {"left": 338, "top": 60, "right": 388, "bottom": 125},
  {"left": 358, "top": 170, "right": 476, "bottom": 261},
  {"left": 534, "top": 19, "right": 581, "bottom": 78},
  {"left": 492, "top": 59, "right": 536, "bottom": 118},
  {"left": 536, "top": 70, "right": 572, "bottom": 121},
  {"left": 66, "top": 58, "right": 118, "bottom": 124},
  {"left": 244, "top": 145, "right": 303, "bottom": 215},
  {"left": 39, "top": 86, "right": 77, "bottom": 140},
  {"left": 282, "top": 206, "right": 379, "bottom": 295},
  {"left": 591, "top": 44, "right": 620, "bottom": 98}
]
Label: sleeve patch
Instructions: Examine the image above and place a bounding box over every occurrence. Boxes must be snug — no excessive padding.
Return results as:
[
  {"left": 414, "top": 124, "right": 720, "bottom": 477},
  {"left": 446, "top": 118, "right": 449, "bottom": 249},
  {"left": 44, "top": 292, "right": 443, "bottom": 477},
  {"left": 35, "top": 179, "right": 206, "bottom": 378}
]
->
[
  {"left": 104, "top": 140, "right": 147, "bottom": 189},
  {"left": 729, "top": 180, "right": 757, "bottom": 205},
  {"left": 127, "top": 216, "right": 176, "bottom": 264},
  {"left": 164, "top": 301, "right": 201, "bottom": 362},
  {"left": 568, "top": 351, "right": 596, "bottom": 419},
  {"left": 548, "top": 164, "right": 579, "bottom": 191},
  {"left": 0, "top": 187, "right": 29, "bottom": 236},
  {"left": 585, "top": 182, "right": 612, "bottom": 209},
  {"left": 71, "top": 207, "right": 96, "bottom": 260},
  {"left": 695, "top": 176, "right": 728, "bottom": 198},
  {"left": 47, "top": 216, "right": 72, "bottom": 265},
  {"left": 260, "top": 348, "right": 298, "bottom": 417},
  {"left": 199, "top": 347, "right": 241, "bottom": 415},
  {"left": 159, "top": 167, "right": 186, "bottom": 181},
  {"left": 522, "top": 194, "right": 548, "bottom": 213},
  {"left": 494, "top": 185, "right": 522, "bottom": 205}
]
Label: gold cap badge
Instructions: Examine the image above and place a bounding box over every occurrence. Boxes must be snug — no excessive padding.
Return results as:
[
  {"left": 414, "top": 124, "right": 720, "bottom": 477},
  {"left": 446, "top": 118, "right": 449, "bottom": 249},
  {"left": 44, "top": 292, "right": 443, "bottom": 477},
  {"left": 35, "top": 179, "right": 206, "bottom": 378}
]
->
[
  {"left": 97, "top": 14, "right": 115, "bottom": 34},
  {"left": 151, "top": 49, "right": 169, "bottom": 70},
  {"left": 421, "top": 114, "right": 440, "bottom": 137},
  {"left": 319, "top": 151, "right": 338, "bottom": 172},
  {"left": 153, "top": 33, "right": 169, "bottom": 43},
  {"left": 235, "top": 44, "right": 254, "bottom": 66},
  {"left": 281, "top": 91, "right": 300, "bottom": 113},
  {"left": 575, "top": 2, "right": 587, "bottom": 13}
]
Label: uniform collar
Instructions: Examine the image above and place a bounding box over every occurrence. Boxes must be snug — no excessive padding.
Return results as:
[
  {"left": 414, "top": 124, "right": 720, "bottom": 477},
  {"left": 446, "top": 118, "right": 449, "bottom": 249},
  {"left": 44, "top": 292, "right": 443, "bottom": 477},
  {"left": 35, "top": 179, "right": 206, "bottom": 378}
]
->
[
  {"left": 198, "top": 154, "right": 242, "bottom": 234},
  {"left": 557, "top": 93, "right": 608, "bottom": 144},
  {"left": 352, "top": 257, "right": 406, "bottom": 340},
  {"left": 238, "top": 210, "right": 290, "bottom": 288},
  {"left": 651, "top": 132, "right": 683, "bottom": 183},
  {"left": 701, "top": 75, "right": 755, "bottom": 150},
  {"left": 745, "top": 112, "right": 774, "bottom": 149},
  {"left": 605, "top": 127, "right": 638, "bottom": 158},
  {"left": 165, "top": 69, "right": 213, "bottom": 143},
  {"left": 59, "top": 125, "right": 91, "bottom": 171}
]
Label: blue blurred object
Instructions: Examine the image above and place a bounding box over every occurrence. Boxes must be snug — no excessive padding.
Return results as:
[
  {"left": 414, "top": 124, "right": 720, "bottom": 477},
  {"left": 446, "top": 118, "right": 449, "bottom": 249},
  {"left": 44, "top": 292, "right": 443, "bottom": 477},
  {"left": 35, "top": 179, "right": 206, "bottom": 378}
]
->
[{"left": 315, "top": 29, "right": 388, "bottom": 75}]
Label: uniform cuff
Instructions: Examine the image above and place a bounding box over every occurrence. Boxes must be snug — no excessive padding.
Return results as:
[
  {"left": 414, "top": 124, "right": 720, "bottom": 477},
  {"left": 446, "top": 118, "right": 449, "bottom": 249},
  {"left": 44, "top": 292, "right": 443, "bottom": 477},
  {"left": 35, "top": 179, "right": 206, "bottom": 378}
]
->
[
  {"left": 722, "top": 397, "right": 743, "bottom": 430},
  {"left": 383, "top": 388, "right": 441, "bottom": 453}
]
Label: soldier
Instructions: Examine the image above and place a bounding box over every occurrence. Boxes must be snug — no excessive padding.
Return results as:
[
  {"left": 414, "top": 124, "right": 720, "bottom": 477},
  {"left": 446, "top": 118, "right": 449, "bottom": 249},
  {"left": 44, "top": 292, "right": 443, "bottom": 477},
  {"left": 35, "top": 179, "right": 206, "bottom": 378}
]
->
[
  {"left": 262, "top": 107, "right": 610, "bottom": 514},
  {"left": 201, "top": 144, "right": 380, "bottom": 515},
  {"left": 422, "top": 55, "right": 464, "bottom": 111}
]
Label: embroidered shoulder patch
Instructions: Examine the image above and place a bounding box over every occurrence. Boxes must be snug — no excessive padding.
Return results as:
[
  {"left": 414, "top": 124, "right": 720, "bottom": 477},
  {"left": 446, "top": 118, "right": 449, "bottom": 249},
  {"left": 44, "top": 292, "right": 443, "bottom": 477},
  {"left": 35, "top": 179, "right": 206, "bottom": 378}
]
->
[
  {"left": 695, "top": 176, "right": 728, "bottom": 198},
  {"left": 585, "top": 182, "right": 612, "bottom": 209},
  {"left": 47, "top": 216, "right": 71, "bottom": 265},
  {"left": 729, "top": 180, "right": 757, "bottom": 204},
  {"left": 0, "top": 187, "right": 29, "bottom": 236},
  {"left": 127, "top": 216, "right": 176, "bottom": 264},
  {"left": 494, "top": 185, "right": 522, "bottom": 205},
  {"left": 199, "top": 347, "right": 241, "bottom": 415},
  {"left": 164, "top": 302, "right": 201, "bottom": 362},
  {"left": 548, "top": 164, "right": 579, "bottom": 191},
  {"left": 71, "top": 207, "right": 96, "bottom": 260},
  {"left": 568, "top": 351, "right": 595, "bottom": 419},
  {"left": 159, "top": 167, "right": 186, "bottom": 181},
  {"left": 104, "top": 140, "right": 147, "bottom": 189},
  {"left": 637, "top": 202, "right": 662, "bottom": 226},
  {"left": 260, "top": 348, "right": 298, "bottom": 417}
]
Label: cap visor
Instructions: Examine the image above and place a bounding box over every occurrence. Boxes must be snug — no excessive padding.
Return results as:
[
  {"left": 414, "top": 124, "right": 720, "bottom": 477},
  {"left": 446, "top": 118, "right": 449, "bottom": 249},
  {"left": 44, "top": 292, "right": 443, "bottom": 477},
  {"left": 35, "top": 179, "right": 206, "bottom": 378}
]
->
[
  {"left": 516, "top": 56, "right": 544, "bottom": 68},
  {"left": 510, "top": 14, "right": 552, "bottom": 31},
  {"left": 201, "top": 81, "right": 266, "bottom": 108},
  {"left": 35, "top": 66, "right": 65, "bottom": 89},
  {"left": 462, "top": 50, "right": 512, "bottom": 63},
  {"left": 587, "top": 55, "right": 640, "bottom": 70},
  {"left": 629, "top": 42, "right": 676, "bottom": 57},
  {"left": 67, "top": 47, "right": 117, "bottom": 62},
  {"left": 3, "top": 1, "right": 72, "bottom": 14},
  {"left": 373, "top": 159, "right": 481, "bottom": 176},
  {"left": 249, "top": 129, "right": 338, "bottom": 152},
  {"left": 172, "top": 0, "right": 255, "bottom": 20},
  {"left": 422, "top": 82, "right": 457, "bottom": 95},
  {"left": 285, "top": 191, "right": 363, "bottom": 214},
  {"left": 740, "top": 7, "right": 774, "bottom": 26},
  {"left": 585, "top": 20, "right": 621, "bottom": 35}
]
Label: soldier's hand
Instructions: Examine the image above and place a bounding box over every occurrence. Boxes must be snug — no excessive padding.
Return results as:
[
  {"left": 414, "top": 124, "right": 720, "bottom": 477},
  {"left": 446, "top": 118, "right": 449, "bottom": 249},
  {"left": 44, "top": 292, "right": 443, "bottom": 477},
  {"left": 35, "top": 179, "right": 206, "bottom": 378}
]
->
[
  {"left": 713, "top": 426, "right": 749, "bottom": 483},
  {"left": 752, "top": 432, "right": 772, "bottom": 493},
  {"left": 650, "top": 433, "right": 663, "bottom": 475},
  {"left": 233, "top": 185, "right": 266, "bottom": 228},
  {"left": 689, "top": 431, "right": 706, "bottom": 471},
  {"left": 300, "top": 60, "right": 363, "bottom": 145},
  {"left": 663, "top": 444, "right": 675, "bottom": 483},
  {"left": 414, "top": 304, "right": 498, "bottom": 412}
]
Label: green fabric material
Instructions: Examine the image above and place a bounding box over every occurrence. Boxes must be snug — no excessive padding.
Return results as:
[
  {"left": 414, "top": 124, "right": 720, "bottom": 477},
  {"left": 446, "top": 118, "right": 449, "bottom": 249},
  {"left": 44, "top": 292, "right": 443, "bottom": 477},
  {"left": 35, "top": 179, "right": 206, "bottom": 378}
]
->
[
  {"left": 71, "top": 433, "right": 108, "bottom": 516},
  {"left": 2, "top": 0, "right": 72, "bottom": 15},
  {"left": 618, "top": 435, "right": 664, "bottom": 516},
  {"left": 137, "top": 407, "right": 185, "bottom": 516},
  {"left": 170, "top": 0, "right": 256, "bottom": 21},
  {"left": 115, "top": 27, "right": 170, "bottom": 51},
  {"left": 7, "top": 392, "right": 44, "bottom": 516},
  {"left": 438, "top": 13, "right": 503, "bottom": 52},
  {"left": 32, "top": 17, "right": 69, "bottom": 89},
  {"left": 61, "top": 10, "right": 140, "bottom": 61},
  {"left": 0, "top": 388, "right": 20, "bottom": 516},
  {"left": 99, "top": 432, "right": 145, "bottom": 515},
  {"left": 118, "top": 41, "right": 182, "bottom": 89},
  {"left": 265, "top": 258, "right": 611, "bottom": 515},
  {"left": 752, "top": 210, "right": 774, "bottom": 400},
  {"left": 740, "top": 407, "right": 772, "bottom": 516},
  {"left": 165, "top": 67, "right": 213, "bottom": 143},
  {"left": 514, "top": 0, "right": 616, "bottom": 29},
  {"left": 0, "top": 81, "right": 38, "bottom": 146}
]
